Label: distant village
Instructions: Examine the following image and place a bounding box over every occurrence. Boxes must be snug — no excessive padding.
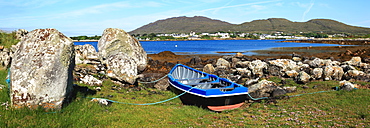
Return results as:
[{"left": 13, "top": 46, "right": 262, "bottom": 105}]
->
[
  {"left": 68, "top": 31, "right": 368, "bottom": 41},
  {"left": 133, "top": 31, "right": 351, "bottom": 41}
]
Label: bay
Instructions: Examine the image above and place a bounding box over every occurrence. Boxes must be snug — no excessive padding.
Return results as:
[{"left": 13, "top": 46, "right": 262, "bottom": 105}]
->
[{"left": 74, "top": 40, "right": 347, "bottom": 55}]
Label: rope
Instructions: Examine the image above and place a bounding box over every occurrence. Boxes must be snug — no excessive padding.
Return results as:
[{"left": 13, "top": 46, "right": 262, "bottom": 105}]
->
[
  {"left": 288, "top": 90, "right": 335, "bottom": 97},
  {"left": 88, "top": 86, "right": 195, "bottom": 105},
  {"left": 247, "top": 93, "right": 269, "bottom": 100},
  {"left": 6, "top": 68, "right": 10, "bottom": 93},
  {"left": 138, "top": 74, "right": 169, "bottom": 84}
]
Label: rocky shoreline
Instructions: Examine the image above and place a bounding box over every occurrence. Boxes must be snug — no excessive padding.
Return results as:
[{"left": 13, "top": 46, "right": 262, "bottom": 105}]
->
[
  {"left": 1, "top": 28, "right": 369, "bottom": 109},
  {"left": 280, "top": 39, "right": 370, "bottom": 45}
]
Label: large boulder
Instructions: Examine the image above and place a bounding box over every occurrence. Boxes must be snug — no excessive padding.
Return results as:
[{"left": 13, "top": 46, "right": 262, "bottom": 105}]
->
[
  {"left": 10, "top": 28, "right": 75, "bottom": 109},
  {"left": 98, "top": 28, "right": 147, "bottom": 84}
]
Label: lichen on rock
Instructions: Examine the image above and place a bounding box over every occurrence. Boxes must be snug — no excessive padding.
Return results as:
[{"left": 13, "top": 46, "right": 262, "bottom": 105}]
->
[
  {"left": 10, "top": 28, "right": 74, "bottom": 109},
  {"left": 98, "top": 28, "right": 147, "bottom": 84}
]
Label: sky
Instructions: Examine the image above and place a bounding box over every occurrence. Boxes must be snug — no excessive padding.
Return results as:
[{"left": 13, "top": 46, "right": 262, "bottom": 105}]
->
[{"left": 1, "top": 0, "right": 369, "bottom": 36}]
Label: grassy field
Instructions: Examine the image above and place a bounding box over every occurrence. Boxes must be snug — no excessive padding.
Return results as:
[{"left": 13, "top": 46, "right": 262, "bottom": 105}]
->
[{"left": 0, "top": 68, "right": 369, "bottom": 127}]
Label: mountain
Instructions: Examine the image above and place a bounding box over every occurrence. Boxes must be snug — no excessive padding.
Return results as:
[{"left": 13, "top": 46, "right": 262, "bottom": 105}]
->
[
  {"left": 130, "top": 16, "right": 234, "bottom": 34},
  {"left": 129, "top": 16, "right": 370, "bottom": 35}
]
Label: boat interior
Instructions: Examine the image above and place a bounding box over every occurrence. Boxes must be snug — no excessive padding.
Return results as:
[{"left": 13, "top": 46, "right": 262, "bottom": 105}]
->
[{"left": 171, "top": 65, "right": 236, "bottom": 91}]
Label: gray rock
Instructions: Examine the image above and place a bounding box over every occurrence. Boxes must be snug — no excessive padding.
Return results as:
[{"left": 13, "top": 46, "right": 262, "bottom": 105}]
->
[
  {"left": 15, "top": 29, "right": 28, "bottom": 40},
  {"left": 244, "top": 78, "right": 259, "bottom": 86},
  {"left": 105, "top": 54, "right": 141, "bottom": 84},
  {"left": 344, "top": 69, "right": 365, "bottom": 80},
  {"left": 324, "top": 66, "right": 344, "bottom": 80},
  {"left": 248, "top": 60, "right": 267, "bottom": 78},
  {"left": 308, "top": 58, "right": 325, "bottom": 68},
  {"left": 296, "top": 71, "right": 311, "bottom": 84},
  {"left": 74, "top": 44, "right": 99, "bottom": 64},
  {"left": 235, "top": 61, "right": 250, "bottom": 68},
  {"left": 268, "top": 59, "right": 299, "bottom": 74},
  {"left": 299, "top": 63, "right": 312, "bottom": 75},
  {"left": 360, "top": 63, "right": 370, "bottom": 74},
  {"left": 292, "top": 57, "right": 301, "bottom": 62},
  {"left": 98, "top": 28, "right": 147, "bottom": 84},
  {"left": 214, "top": 66, "right": 230, "bottom": 78},
  {"left": 339, "top": 80, "right": 358, "bottom": 91},
  {"left": 311, "top": 68, "right": 323, "bottom": 80},
  {"left": 236, "top": 68, "right": 252, "bottom": 78},
  {"left": 80, "top": 75, "right": 103, "bottom": 86},
  {"left": 283, "top": 86, "right": 297, "bottom": 93},
  {"left": 267, "top": 65, "right": 281, "bottom": 76},
  {"left": 231, "top": 57, "right": 241, "bottom": 68},
  {"left": 10, "top": 28, "right": 75, "bottom": 109},
  {"left": 0, "top": 51, "right": 11, "bottom": 67},
  {"left": 344, "top": 57, "right": 362, "bottom": 66},
  {"left": 188, "top": 56, "right": 202, "bottom": 65},
  {"left": 286, "top": 70, "right": 298, "bottom": 78},
  {"left": 203, "top": 64, "right": 215, "bottom": 74},
  {"left": 272, "top": 88, "right": 286, "bottom": 97},
  {"left": 216, "top": 58, "right": 230, "bottom": 68},
  {"left": 154, "top": 78, "right": 169, "bottom": 91},
  {"left": 248, "top": 80, "right": 280, "bottom": 98}
]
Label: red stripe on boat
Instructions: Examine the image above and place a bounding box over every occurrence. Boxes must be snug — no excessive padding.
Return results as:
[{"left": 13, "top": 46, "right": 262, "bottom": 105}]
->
[{"left": 207, "top": 103, "right": 244, "bottom": 111}]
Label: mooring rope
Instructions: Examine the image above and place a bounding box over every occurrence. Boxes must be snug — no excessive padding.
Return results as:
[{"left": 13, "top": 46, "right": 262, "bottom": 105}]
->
[
  {"left": 88, "top": 86, "right": 195, "bottom": 106},
  {"left": 138, "top": 74, "right": 169, "bottom": 84},
  {"left": 247, "top": 93, "right": 269, "bottom": 100},
  {"left": 6, "top": 68, "right": 10, "bottom": 93}
]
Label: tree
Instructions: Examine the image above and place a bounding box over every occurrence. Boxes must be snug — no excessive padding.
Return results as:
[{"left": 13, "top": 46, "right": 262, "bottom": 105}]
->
[{"left": 201, "top": 35, "right": 211, "bottom": 39}]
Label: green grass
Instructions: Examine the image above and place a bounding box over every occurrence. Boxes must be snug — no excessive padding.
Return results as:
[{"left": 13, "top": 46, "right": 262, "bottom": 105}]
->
[{"left": 0, "top": 69, "right": 369, "bottom": 127}]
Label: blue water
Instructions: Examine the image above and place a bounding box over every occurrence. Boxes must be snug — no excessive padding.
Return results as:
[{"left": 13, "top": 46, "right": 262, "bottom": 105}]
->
[{"left": 74, "top": 40, "right": 346, "bottom": 55}]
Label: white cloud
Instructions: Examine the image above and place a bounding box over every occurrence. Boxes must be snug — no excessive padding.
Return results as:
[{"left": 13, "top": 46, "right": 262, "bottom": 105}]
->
[
  {"left": 0, "top": 0, "right": 62, "bottom": 8},
  {"left": 251, "top": 5, "right": 267, "bottom": 10},
  {"left": 196, "top": 0, "right": 280, "bottom": 13},
  {"left": 275, "top": 2, "right": 283, "bottom": 6},
  {"left": 301, "top": 0, "right": 315, "bottom": 21}
]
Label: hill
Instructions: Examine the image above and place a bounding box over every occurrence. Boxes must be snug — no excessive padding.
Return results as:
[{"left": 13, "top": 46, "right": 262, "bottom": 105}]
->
[
  {"left": 129, "top": 16, "right": 370, "bottom": 35},
  {"left": 130, "top": 16, "right": 234, "bottom": 34}
]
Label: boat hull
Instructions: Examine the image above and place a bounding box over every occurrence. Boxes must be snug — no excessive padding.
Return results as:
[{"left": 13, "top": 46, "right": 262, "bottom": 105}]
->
[
  {"left": 168, "top": 64, "right": 248, "bottom": 111},
  {"left": 169, "top": 83, "right": 246, "bottom": 111}
]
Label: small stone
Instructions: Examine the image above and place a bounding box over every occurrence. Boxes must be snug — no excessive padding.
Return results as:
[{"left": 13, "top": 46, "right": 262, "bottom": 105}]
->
[
  {"left": 272, "top": 88, "right": 286, "bottom": 97},
  {"left": 339, "top": 80, "right": 359, "bottom": 91}
]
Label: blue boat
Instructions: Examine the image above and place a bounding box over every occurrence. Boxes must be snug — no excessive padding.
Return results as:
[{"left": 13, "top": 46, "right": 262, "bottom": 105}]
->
[{"left": 168, "top": 64, "right": 248, "bottom": 111}]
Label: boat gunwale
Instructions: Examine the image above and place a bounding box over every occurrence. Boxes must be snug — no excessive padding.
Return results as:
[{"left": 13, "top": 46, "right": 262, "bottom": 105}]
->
[{"left": 168, "top": 64, "right": 248, "bottom": 98}]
